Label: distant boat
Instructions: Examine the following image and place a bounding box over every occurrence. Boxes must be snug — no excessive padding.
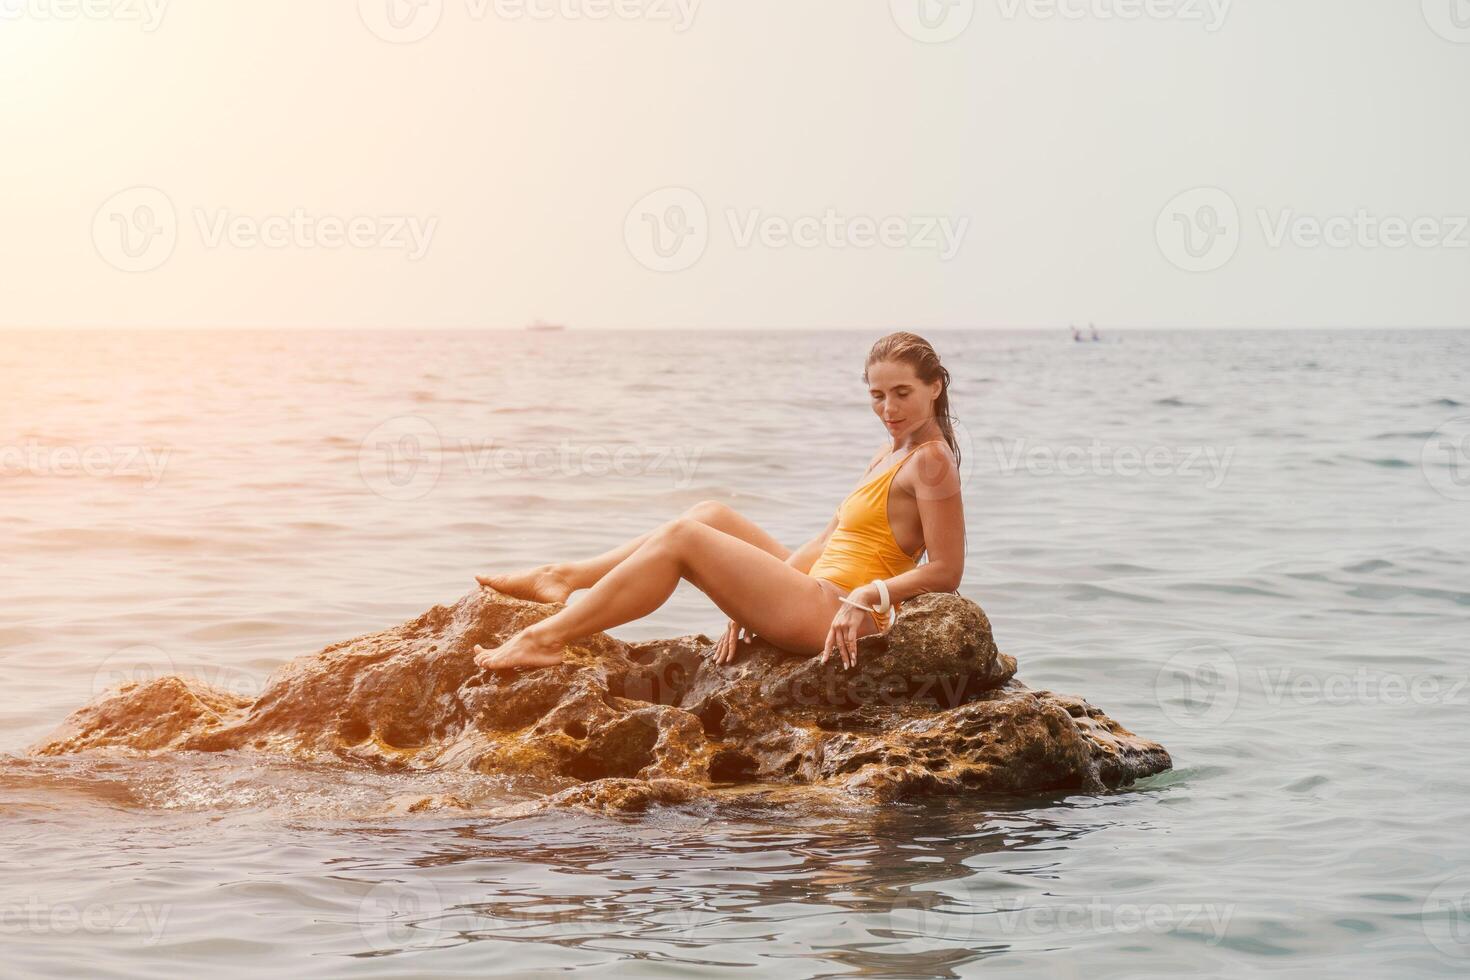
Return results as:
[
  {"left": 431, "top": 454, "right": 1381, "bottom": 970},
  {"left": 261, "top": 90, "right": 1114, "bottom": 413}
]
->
[{"left": 525, "top": 319, "right": 565, "bottom": 332}]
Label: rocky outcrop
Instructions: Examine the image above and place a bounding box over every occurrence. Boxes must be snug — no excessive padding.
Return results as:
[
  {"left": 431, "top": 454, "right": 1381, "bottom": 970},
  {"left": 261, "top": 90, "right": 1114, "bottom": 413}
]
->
[{"left": 31, "top": 589, "right": 1171, "bottom": 810}]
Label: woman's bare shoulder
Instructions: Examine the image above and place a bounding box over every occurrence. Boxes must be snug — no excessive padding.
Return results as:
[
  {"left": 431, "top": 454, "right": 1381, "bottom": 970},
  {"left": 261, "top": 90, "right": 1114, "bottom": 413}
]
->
[
  {"left": 920, "top": 438, "right": 958, "bottom": 464},
  {"left": 897, "top": 439, "right": 961, "bottom": 493}
]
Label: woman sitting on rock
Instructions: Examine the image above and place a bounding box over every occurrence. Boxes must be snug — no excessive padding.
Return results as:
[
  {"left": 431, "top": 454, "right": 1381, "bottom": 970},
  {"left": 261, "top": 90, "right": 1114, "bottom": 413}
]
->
[{"left": 473, "top": 332, "right": 966, "bottom": 672}]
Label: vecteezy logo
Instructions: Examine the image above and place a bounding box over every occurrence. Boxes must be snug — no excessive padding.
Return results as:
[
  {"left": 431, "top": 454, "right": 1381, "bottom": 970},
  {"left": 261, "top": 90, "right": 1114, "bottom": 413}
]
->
[
  {"left": 890, "top": 0, "right": 975, "bottom": 43},
  {"left": 907, "top": 415, "right": 977, "bottom": 501},
  {"left": 883, "top": 893, "right": 979, "bottom": 944},
  {"left": 359, "top": 0, "right": 443, "bottom": 43},
  {"left": 1156, "top": 187, "right": 1240, "bottom": 272},
  {"left": 93, "top": 186, "right": 177, "bottom": 272},
  {"left": 1423, "top": 874, "right": 1470, "bottom": 959},
  {"left": 624, "top": 187, "right": 708, "bottom": 272},
  {"left": 358, "top": 415, "right": 443, "bottom": 501},
  {"left": 1154, "top": 643, "right": 1240, "bottom": 727},
  {"left": 1422, "top": 416, "right": 1470, "bottom": 501},
  {"left": 357, "top": 879, "right": 444, "bottom": 952},
  {"left": 90, "top": 644, "right": 177, "bottom": 700},
  {"left": 1423, "top": 0, "right": 1470, "bottom": 43}
]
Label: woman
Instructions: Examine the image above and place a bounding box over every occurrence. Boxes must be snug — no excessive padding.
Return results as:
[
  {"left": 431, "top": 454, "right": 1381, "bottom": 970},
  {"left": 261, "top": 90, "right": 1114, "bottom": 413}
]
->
[{"left": 472, "top": 332, "right": 966, "bottom": 672}]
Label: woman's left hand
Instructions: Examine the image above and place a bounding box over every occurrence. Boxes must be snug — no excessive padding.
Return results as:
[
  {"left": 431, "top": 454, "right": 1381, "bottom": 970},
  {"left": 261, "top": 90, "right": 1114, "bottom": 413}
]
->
[{"left": 821, "top": 586, "right": 878, "bottom": 669}]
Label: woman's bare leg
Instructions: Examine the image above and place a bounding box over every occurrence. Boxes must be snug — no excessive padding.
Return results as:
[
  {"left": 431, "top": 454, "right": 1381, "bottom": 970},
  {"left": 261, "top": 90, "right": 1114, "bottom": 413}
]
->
[
  {"left": 473, "top": 517, "right": 847, "bottom": 670},
  {"left": 475, "top": 500, "right": 791, "bottom": 603}
]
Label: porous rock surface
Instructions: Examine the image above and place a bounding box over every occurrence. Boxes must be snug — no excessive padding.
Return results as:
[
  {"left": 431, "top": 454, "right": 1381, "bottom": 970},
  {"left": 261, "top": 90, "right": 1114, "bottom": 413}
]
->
[{"left": 32, "top": 589, "right": 1171, "bottom": 811}]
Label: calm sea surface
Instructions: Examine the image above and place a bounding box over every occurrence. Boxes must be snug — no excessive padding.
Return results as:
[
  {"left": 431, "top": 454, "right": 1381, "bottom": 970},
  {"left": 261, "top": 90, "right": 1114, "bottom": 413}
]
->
[{"left": 2, "top": 328, "right": 1467, "bottom": 977}]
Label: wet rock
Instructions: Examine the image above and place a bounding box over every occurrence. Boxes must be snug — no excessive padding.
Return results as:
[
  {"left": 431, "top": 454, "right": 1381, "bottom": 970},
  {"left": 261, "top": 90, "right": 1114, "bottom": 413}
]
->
[
  {"left": 814, "top": 682, "right": 1174, "bottom": 801},
  {"left": 31, "top": 588, "right": 1171, "bottom": 807},
  {"left": 486, "top": 777, "right": 708, "bottom": 818},
  {"left": 37, "top": 675, "right": 253, "bottom": 755},
  {"left": 391, "top": 793, "right": 473, "bottom": 814}
]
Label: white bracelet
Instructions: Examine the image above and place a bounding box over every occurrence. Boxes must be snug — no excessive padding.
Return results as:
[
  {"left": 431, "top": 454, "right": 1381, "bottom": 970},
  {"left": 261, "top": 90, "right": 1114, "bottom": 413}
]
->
[
  {"left": 838, "top": 592, "right": 896, "bottom": 629},
  {"left": 870, "top": 578, "right": 891, "bottom": 614}
]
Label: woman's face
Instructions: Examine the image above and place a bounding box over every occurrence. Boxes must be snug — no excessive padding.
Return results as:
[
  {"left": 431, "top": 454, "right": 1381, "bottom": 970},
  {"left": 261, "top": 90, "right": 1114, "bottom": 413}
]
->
[{"left": 867, "top": 359, "right": 941, "bottom": 440}]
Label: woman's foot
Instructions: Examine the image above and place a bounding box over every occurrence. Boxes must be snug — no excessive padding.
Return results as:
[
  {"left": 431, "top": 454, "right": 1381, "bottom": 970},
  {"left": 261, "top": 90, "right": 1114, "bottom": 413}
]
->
[
  {"left": 475, "top": 563, "right": 575, "bottom": 604},
  {"left": 473, "top": 627, "right": 567, "bottom": 671}
]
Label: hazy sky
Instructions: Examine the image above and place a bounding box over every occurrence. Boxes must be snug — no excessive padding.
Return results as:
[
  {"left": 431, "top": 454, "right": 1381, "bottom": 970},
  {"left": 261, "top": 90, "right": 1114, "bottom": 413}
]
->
[{"left": 3, "top": 0, "right": 1467, "bottom": 329}]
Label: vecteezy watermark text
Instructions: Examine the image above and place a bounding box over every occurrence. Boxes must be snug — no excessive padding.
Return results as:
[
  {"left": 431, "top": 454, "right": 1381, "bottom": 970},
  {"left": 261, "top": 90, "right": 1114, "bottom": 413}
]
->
[
  {"left": 624, "top": 187, "right": 968, "bottom": 272},
  {"left": 1258, "top": 668, "right": 1468, "bottom": 708},
  {"left": 1258, "top": 209, "right": 1470, "bottom": 251},
  {"left": 193, "top": 208, "right": 436, "bottom": 259},
  {"left": 0, "top": 0, "right": 168, "bottom": 30},
  {"left": 1155, "top": 644, "right": 1470, "bottom": 728},
  {"left": 874, "top": 890, "right": 1235, "bottom": 946},
  {"left": 93, "top": 186, "right": 437, "bottom": 272},
  {"left": 991, "top": 437, "right": 1235, "bottom": 489},
  {"left": 0, "top": 899, "right": 170, "bottom": 943},
  {"left": 488, "top": 0, "right": 698, "bottom": 28},
  {"left": 1, "top": 440, "right": 170, "bottom": 488},
  {"left": 985, "top": 896, "right": 1235, "bottom": 944},
  {"left": 358, "top": 0, "right": 700, "bottom": 43},
  {"left": 727, "top": 209, "right": 968, "bottom": 261},
  {"left": 994, "top": 0, "right": 1231, "bottom": 31},
  {"left": 889, "top": 0, "right": 1230, "bottom": 43},
  {"left": 357, "top": 416, "right": 706, "bottom": 501},
  {"left": 1157, "top": 187, "right": 1470, "bottom": 272}
]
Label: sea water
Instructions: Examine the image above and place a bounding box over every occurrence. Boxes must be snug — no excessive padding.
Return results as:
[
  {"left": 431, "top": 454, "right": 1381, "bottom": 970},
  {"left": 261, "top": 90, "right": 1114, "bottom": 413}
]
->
[{"left": 1, "top": 327, "right": 1467, "bottom": 976}]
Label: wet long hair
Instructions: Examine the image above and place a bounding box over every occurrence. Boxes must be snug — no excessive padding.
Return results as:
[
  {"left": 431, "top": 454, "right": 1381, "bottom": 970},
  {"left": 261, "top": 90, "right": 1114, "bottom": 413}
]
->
[{"left": 863, "top": 331, "right": 962, "bottom": 473}]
